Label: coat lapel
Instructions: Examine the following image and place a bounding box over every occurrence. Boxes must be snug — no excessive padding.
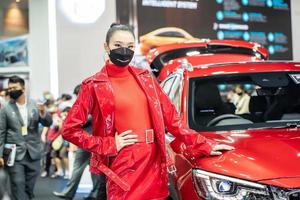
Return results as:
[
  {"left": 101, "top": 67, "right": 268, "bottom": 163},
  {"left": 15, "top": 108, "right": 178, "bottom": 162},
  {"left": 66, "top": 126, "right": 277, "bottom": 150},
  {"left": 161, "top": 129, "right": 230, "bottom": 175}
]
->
[
  {"left": 27, "top": 100, "right": 38, "bottom": 128},
  {"left": 129, "top": 67, "right": 166, "bottom": 144},
  {"left": 93, "top": 66, "right": 115, "bottom": 136},
  {"left": 9, "top": 101, "right": 24, "bottom": 126}
]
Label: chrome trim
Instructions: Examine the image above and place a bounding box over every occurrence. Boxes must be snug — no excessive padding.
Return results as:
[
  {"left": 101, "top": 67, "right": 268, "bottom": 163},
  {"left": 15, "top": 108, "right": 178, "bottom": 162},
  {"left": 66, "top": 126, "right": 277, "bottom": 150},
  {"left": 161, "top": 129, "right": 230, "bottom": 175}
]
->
[{"left": 193, "top": 169, "right": 266, "bottom": 189}]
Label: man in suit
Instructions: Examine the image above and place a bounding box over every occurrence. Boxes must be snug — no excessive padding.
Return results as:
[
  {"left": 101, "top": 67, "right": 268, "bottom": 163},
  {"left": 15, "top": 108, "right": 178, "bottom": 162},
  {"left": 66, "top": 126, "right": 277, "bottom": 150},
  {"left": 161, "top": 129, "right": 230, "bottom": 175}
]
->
[
  {"left": 0, "top": 75, "right": 52, "bottom": 200},
  {"left": 53, "top": 84, "right": 106, "bottom": 200}
]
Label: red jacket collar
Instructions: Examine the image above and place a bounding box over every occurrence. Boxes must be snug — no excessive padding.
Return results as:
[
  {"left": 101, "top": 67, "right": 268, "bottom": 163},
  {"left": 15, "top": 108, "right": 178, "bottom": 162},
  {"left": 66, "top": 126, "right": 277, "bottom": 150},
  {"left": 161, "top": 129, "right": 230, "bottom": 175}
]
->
[{"left": 92, "top": 64, "right": 148, "bottom": 82}]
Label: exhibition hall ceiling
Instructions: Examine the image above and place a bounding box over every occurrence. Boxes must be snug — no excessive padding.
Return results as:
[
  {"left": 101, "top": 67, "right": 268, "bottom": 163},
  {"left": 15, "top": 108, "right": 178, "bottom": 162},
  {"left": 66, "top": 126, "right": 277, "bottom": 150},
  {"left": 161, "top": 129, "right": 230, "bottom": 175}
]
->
[
  {"left": 0, "top": 0, "right": 29, "bottom": 39},
  {"left": 0, "top": 0, "right": 28, "bottom": 9}
]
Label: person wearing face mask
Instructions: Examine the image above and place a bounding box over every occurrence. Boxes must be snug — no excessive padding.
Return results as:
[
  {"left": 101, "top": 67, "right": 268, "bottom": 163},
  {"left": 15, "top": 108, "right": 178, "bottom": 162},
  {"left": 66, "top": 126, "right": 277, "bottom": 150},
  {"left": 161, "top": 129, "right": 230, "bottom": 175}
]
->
[
  {"left": 61, "top": 23, "right": 234, "bottom": 200},
  {"left": 0, "top": 75, "right": 53, "bottom": 200}
]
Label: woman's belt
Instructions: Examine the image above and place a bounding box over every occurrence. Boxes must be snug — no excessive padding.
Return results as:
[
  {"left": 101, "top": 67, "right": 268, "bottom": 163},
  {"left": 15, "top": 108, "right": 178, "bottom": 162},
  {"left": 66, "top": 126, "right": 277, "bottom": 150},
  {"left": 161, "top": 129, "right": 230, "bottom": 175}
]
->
[
  {"left": 91, "top": 128, "right": 176, "bottom": 191},
  {"left": 135, "top": 129, "right": 155, "bottom": 144}
]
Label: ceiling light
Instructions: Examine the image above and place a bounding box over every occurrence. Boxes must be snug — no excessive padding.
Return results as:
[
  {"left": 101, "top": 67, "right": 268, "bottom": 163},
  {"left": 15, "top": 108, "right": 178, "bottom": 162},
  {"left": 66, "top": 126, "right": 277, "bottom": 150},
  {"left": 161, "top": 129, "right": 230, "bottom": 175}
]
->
[{"left": 60, "top": 0, "right": 105, "bottom": 24}]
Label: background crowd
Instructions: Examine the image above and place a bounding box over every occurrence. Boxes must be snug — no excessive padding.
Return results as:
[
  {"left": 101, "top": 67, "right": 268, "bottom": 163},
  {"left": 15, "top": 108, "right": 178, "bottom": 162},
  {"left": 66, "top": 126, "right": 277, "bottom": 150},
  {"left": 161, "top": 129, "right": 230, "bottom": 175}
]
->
[{"left": 0, "top": 76, "right": 106, "bottom": 200}]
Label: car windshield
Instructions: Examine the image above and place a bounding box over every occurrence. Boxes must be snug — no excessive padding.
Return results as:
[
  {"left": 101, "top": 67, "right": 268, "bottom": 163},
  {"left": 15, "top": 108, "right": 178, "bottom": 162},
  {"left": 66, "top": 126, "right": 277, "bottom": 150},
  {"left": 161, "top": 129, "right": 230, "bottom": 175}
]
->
[{"left": 188, "top": 72, "right": 300, "bottom": 131}]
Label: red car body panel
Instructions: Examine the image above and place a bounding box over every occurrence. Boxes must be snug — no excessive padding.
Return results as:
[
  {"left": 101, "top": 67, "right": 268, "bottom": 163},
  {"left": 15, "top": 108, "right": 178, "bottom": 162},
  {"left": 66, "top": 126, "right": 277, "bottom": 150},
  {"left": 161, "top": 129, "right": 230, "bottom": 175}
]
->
[
  {"left": 194, "top": 128, "right": 300, "bottom": 181},
  {"left": 157, "top": 54, "right": 262, "bottom": 81},
  {"left": 146, "top": 40, "right": 269, "bottom": 81},
  {"left": 146, "top": 39, "right": 269, "bottom": 64},
  {"left": 177, "top": 173, "right": 200, "bottom": 200},
  {"left": 188, "top": 62, "right": 300, "bottom": 77},
  {"left": 164, "top": 61, "right": 300, "bottom": 199}
]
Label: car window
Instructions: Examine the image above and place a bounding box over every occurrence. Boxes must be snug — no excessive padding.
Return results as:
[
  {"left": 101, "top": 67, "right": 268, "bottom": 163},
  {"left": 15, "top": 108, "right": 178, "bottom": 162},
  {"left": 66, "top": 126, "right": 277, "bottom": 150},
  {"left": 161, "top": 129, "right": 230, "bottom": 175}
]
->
[
  {"left": 188, "top": 72, "right": 300, "bottom": 131},
  {"left": 161, "top": 76, "right": 176, "bottom": 95},
  {"left": 161, "top": 74, "right": 183, "bottom": 112},
  {"left": 156, "top": 31, "right": 185, "bottom": 38},
  {"left": 171, "top": 84, "right": 181, "bottom": 113}
]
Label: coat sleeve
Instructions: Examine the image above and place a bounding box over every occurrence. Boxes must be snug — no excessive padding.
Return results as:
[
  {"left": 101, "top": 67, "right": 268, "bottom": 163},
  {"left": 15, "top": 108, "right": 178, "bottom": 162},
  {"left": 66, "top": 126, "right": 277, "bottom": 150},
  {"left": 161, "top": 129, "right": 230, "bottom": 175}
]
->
[
  {"left": 153, "top": 78, "right": 216, "bottom": 158},
  {"left": 0, "top": 109, "right": 7, "bottom": 157},
  {"left": 62, "top": 82, "right": 117, "bottom": 156}
]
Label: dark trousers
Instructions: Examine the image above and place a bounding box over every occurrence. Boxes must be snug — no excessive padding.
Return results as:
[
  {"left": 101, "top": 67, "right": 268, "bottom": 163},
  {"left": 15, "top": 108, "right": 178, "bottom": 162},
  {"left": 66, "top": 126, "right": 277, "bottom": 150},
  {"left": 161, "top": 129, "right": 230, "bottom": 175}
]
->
[
  {"left": 61, "top": 148, "right": 106, "bottom": 199},
  {"left": 42, "top": 141, "right": 52, "bottom": 175},
  {"left": 6, "top": 152, "right": 40, "bottom": 200}
]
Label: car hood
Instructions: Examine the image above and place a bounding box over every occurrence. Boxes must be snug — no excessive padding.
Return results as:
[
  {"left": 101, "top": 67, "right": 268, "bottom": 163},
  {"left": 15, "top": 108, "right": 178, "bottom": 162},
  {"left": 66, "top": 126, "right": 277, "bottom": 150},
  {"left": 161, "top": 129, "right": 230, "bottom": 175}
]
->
[{"left": 195, "top": 128, "right": 300, "bottom": 184}]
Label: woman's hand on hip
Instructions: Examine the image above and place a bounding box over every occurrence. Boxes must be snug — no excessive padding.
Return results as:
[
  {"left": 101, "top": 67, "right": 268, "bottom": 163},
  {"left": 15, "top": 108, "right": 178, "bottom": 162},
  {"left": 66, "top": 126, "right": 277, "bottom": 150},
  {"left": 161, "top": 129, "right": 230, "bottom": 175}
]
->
[
  {"left": 115, "top": 130, "right": 138, "bottom": 152},
  {"left": 210, "top": 144, "right": 235, "bottom": 156}
]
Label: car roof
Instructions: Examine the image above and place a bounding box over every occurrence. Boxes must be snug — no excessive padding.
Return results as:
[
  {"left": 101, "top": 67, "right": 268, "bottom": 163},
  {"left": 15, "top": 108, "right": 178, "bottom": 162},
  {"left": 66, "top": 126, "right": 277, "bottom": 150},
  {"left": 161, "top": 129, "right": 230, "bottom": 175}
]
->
[{"left": 185, "top": 61, "right": 300, "bottom": 78}]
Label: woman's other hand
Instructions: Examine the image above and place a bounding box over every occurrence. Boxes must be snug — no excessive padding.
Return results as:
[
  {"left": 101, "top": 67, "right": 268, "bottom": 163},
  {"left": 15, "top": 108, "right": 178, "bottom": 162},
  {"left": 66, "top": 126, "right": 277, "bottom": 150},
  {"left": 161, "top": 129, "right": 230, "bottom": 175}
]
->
[
  {"left": 115, "top": 130, "right": 138, "bottom": 152},
  {"left": 210, "top": 144, "right": 235, "bottom": 156}
]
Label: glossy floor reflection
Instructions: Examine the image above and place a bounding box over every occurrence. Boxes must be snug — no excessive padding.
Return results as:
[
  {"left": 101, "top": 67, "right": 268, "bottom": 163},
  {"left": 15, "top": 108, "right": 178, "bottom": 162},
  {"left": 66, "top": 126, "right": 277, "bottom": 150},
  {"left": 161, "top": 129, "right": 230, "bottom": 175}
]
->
[{"left": 34, "top": 176, "right": 88, "bottom": 200}]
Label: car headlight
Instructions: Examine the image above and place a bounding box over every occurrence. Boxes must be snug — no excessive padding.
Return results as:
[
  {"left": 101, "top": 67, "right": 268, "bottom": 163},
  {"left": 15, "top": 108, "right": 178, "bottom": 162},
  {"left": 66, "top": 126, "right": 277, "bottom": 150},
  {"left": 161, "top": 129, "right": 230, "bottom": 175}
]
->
[{"left": 192, "top": 169, "right": 272, "bottom": 200}]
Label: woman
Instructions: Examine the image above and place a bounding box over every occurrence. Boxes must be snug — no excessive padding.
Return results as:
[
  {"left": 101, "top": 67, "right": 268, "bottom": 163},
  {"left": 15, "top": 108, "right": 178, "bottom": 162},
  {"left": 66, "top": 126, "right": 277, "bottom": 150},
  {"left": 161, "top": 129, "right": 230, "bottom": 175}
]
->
[{"left": 62, "top": 23, "right": 234, "bottom": 200}]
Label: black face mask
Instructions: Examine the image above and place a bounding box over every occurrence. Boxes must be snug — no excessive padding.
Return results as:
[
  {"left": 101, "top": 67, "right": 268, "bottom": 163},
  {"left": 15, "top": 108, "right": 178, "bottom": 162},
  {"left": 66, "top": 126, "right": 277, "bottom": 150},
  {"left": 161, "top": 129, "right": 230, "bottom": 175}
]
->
[
  {"left": 9, "top": 90, "right": 23, "bottom": 100},
  {"left": 108, "top": 47, "right": 134, "bottom": 67}
]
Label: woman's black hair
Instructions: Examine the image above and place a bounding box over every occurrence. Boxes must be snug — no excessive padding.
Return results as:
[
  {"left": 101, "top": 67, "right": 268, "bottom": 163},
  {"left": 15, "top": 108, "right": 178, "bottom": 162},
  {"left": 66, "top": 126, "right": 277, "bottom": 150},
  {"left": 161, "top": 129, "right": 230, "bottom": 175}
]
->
[{"left": 106, "top": 23, "right": 135, "bottom": 44}]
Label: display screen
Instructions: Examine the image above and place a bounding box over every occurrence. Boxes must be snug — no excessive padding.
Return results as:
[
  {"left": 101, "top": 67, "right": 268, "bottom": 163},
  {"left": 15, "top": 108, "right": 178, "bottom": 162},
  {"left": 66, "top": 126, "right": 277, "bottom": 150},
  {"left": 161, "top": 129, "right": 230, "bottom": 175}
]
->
[{"left": 117, "top": 0, "right": 293, "bottom": 60}]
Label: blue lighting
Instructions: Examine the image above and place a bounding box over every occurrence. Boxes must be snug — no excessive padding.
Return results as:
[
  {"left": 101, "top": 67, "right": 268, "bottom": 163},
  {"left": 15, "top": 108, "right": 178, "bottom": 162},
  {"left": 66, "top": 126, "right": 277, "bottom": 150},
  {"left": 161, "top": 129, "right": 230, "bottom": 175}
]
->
[
  {"left": 243, "top": 32, "right": 250, "bottom": 41},
  {"left": 241, "top": 0, "right": 249, "bottom": 6},
  {"left": 268, "top": 45, "right": 275, "bottom": 54},
  {"left": 244, "top": 84, "right": 252, "bottom": 90},
  {"left": 218, "top": 84, "right": 226, "bottom": 91},
  {"left": 242, "top": 12, "right": 249, "bottom": 22},
  {"left": 268, "top": 32, "right": 275, "bottom": 42},
  {"left": 216, "top": 11, "right": 224, "bottom": 20},
  {"left": 217, "top": 31, "right": 225, "bottom": 40},
  {"left": 267, "top": 0, "right": 273, "bottom": 7}
]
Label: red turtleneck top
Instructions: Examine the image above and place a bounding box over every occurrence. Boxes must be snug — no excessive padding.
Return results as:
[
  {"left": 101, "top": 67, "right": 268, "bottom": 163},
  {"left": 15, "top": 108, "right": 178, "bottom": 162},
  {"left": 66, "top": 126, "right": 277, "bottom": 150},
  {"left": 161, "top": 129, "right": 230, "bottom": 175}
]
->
[{"left": 106, "top": 63, "right": 152, "bottom": 134}]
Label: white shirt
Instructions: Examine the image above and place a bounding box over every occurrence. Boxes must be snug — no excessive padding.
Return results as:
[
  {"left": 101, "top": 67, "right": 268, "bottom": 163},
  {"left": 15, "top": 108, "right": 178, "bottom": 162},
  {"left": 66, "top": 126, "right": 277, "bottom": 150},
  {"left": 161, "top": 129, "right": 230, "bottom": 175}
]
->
[
  {"left": 235, "top": 94, "right": 250, "bottom": 115},
  {"left": 16, "top": 101, "right": 28, "bottom": 126}
]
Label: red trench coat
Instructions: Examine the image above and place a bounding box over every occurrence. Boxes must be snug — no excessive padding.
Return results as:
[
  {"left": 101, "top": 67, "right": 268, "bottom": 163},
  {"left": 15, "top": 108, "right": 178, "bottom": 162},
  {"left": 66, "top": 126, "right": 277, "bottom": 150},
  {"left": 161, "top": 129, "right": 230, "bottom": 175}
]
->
[{"left": 62, "top": 64, "right": 214, "bottom": 194}]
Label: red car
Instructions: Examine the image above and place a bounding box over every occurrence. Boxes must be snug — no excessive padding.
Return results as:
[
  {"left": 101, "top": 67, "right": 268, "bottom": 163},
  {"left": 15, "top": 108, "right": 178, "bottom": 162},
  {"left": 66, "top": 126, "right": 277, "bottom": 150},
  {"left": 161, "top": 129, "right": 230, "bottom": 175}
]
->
[
  {"left": 149, "top": 48, "right": 300, "bottom": 199},
  {"left": 146, "top": 39, "right": 268, "bottom": 81}
]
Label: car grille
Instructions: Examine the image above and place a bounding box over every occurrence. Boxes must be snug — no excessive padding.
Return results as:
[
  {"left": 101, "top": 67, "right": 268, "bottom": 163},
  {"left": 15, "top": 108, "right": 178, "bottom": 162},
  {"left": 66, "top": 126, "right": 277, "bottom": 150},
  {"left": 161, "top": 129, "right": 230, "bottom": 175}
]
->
[
  {"left": 271, "top": 187, "right": 300, "bottom": 200},
  {"left": 289, "top": 191, "right": 300, "bottom": 200}
]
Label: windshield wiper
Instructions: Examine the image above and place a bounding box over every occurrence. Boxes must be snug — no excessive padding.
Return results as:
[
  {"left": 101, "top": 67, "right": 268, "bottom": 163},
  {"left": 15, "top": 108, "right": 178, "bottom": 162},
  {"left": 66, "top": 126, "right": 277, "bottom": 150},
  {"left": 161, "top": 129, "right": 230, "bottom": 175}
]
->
[
  {"left": 248, "top": 121, "right": 300, "bottom": 130},
  {"left": 285, "top": 122, "right": 300, "bottom": 128}
]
